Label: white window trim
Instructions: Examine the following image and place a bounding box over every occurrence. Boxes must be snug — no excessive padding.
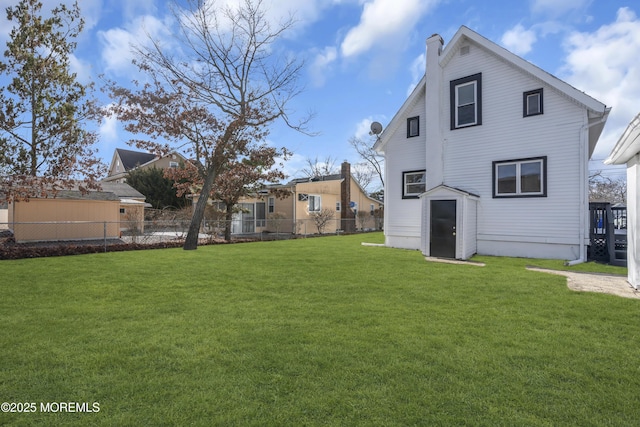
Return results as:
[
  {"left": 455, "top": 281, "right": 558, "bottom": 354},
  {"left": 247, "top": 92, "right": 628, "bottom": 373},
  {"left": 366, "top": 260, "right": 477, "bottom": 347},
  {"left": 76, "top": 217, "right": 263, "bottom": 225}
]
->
[
  {"left": 493, "top": 157, "right": 546, "bottom": 198},
  {"left": 308, "top": 195, "right": 321, "bottom": 212},
  {"left": 455, "top": 81, "right": 477, "bottom": 128},
  {"left": 403, "top": 170, "right": 426, "bottom": 199}
]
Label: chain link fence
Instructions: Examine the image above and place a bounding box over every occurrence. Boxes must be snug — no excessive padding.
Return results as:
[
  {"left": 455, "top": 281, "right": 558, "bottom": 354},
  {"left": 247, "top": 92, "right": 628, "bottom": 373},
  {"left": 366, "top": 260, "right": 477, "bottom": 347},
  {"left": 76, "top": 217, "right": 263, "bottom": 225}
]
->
[{"left": 0, "top": 217, "right": 383, "bottom": 248}]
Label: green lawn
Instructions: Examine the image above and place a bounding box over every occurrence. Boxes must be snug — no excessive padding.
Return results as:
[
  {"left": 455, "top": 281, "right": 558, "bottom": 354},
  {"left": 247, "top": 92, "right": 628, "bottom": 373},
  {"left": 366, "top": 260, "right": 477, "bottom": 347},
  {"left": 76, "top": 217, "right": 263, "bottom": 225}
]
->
[{"left": 1, "top": 233, "right": 638, "bottom": 426}]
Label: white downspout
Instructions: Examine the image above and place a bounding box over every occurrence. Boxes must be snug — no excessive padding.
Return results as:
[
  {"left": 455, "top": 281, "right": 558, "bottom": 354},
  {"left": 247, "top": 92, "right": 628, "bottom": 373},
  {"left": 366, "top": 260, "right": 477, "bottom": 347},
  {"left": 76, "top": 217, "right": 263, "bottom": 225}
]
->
[{"left": 566, "top": 111, "right": 610, "bottom": 266}]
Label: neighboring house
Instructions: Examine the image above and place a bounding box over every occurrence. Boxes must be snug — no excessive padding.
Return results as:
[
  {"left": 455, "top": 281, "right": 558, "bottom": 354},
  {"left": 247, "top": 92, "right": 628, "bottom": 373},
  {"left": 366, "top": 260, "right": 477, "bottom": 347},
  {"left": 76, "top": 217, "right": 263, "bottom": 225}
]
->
[
  {"left": 7, "top": 182, "right": 148, "bottom": 242},
  {"left": 604, "top": 112, "right": 640, "bottom": 289},
  {"left": 211, "top": 162, "right": 383, "bottom": 234},
  {"left": 104, "top": 148, "right": 187, "bottom": 183},
  {"left": 374, "top": 26, "right": 610, "bottom": 260},
  {"left": 0, "top": 201, "right": 8, "bottom": 230}
]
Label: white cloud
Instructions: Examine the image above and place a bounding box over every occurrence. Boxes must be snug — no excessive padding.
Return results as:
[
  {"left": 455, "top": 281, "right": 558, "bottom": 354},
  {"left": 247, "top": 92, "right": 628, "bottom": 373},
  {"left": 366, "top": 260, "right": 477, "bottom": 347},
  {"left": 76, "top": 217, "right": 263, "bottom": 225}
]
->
[
  {"left": 354, "top": 117, "right": 374, "bottom": 140},
  {"left": 309, "top": 46, "right": 338, "bottom": 87},
  {"left": 98, "top": 15, "right": 174, "bottom": 76},
  {"left": 407, "top": 52, "right": 425, "bottom": 96},
  {"left": 560, "top": 7, "right": 640, "bottom": 159},
  {"left": 341, "top": 0, "right": 439, "bottom": 58},
  {"left": 99, "top": 110, "right": 119, "bottom": 144},
  {"left": 501, "top": 24, "right": 537, "bottom": 55}
]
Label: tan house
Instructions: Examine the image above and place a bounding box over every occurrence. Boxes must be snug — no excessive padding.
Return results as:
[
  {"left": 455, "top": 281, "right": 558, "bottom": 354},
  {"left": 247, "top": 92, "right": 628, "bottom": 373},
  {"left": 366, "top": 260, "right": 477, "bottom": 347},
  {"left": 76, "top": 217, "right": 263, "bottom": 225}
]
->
[
  {"left": 7, "top": 182, "right": 148, "bottom": 243},
  {"left": 218, "top": 162, "right": 383, "bottom": 235},
  {"left": 104, "top": 148, "right": 187, "bottom": 183}
]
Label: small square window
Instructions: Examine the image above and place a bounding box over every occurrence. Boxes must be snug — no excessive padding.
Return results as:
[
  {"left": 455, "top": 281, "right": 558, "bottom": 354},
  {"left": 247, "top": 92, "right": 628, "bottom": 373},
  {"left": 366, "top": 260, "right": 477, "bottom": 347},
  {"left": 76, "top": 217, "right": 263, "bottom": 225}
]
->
[
  {"left": 119, "top": 208, "right": 126, "bottom": 214},
  {"left": 524, "top": 88, "right": 543, "bottom": 117},
  {"left": 407, "top": 116, "right": 419, "bottom": 138},
  {"left": 402, "top": 170, "right": 426, "bottom": 199}
]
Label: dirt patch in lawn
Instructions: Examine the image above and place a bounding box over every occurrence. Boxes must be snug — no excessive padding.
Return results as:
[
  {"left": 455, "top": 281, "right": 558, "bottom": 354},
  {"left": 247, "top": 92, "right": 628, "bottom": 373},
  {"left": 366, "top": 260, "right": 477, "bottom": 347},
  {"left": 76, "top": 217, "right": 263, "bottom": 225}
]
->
[{"left": 526, "top": 267, "right": 640, "bottom": 300}]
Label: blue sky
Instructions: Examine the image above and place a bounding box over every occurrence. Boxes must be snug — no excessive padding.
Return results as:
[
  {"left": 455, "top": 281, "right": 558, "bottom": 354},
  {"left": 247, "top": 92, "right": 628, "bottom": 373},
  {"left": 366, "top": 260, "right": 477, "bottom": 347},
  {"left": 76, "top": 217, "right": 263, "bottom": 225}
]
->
[{"left": 2, "top": 0, "right": 639, "bottom": 188}]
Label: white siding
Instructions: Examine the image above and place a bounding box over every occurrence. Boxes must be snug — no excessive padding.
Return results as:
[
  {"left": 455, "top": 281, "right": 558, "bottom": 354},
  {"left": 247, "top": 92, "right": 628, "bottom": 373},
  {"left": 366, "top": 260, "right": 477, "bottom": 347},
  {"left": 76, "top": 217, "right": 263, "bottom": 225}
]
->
[
  {"left": 441, "top": 42, "right": 587, "bottom": 258},
  {"left": 383, "top": 94, "right": 426, "bottom": 248},
  {"left": 627, "top": 157, "right": 640, "bottom": 289}
]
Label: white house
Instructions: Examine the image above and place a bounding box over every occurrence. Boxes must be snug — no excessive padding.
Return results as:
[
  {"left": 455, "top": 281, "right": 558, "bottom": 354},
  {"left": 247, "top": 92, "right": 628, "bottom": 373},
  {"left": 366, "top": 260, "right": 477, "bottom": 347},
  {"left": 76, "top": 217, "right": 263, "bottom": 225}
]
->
[
  {"left": 374, "top": 26, "right": 610, "bottom": 261},
  {"left": 604, "top": 112, "right": 640, "bottom": 289}
]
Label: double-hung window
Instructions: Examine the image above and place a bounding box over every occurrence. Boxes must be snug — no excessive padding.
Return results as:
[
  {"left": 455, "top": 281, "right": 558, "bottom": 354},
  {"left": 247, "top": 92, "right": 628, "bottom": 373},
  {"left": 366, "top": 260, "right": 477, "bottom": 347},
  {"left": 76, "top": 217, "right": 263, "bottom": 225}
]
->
[
  {"left": 524, "top": 88, "right": 543, "bottom": 117},
  {"left": 493, "top": 157, "right": 547, "bottom": 198},
  {"left": 268, "top": 197, "right": 275, "bottom": 213},
  {"left": 451, "top": 73, "right": 482, "bottom": 129},
  {"left": 308, "top": 195, "right": 321, "bottom": 212},
  {"left": 407, "top": 116, "right": 419, "bottom": 138},
  {"left": 402, "top": 170, "right": 426, "bottom": 199}
]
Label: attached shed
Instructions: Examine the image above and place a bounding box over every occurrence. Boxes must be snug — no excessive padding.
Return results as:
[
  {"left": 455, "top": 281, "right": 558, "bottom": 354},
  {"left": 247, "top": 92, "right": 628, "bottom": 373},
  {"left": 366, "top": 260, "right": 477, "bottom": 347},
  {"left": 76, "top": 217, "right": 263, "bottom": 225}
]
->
[{"left": 605, "top": 112, "right": 640, "bottom": 289}]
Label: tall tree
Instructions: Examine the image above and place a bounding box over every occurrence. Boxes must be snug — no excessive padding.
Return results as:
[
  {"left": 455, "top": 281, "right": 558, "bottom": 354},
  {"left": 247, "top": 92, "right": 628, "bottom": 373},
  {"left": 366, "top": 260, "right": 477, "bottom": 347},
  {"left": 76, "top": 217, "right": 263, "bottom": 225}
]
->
[
  {"left": 166, "top": 146, "right": 290, "bottom": 241},
  {"left": 126, "top": 166, "right": 188, "bottom": 210},
  {"left": 0, "top": 0, "right": 104, "bottom": 201},
  {"left": 348, "top": 135, "right": 384, "bottom": 189},
  {"left": 589, "top": 171, "right": 626, "bottom": 205},
  {"left": 300, "top": 155, "right": 338, "bottom": 178},
  {"left": 104, "top": 0, "right": 309, "bottom": 250}
]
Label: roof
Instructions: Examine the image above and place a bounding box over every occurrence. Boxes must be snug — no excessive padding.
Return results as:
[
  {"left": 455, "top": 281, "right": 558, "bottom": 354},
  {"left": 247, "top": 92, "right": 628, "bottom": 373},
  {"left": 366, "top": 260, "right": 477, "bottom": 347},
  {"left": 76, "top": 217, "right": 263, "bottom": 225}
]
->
[
  {"left": 286, "top": 174, "right": 343, "bottom": 185},
  {"left": 116, "top": 148, "right": 157, "bottom": 171},
  {"left": 100, "top": 182, "right": 146, "bottom": 199},
  {"left": 374, "top": 25, "right": 610, "bottom": 155},
  {"left": 605, "top": 112, "right": 640, "bottom": 165}
]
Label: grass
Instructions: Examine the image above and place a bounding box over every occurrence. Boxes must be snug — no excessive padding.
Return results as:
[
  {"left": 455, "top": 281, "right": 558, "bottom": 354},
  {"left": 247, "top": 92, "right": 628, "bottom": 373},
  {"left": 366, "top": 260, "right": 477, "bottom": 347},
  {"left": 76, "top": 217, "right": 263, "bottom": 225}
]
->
[{"left": 0, "top": 232, "right": 638, "bottom": 426}]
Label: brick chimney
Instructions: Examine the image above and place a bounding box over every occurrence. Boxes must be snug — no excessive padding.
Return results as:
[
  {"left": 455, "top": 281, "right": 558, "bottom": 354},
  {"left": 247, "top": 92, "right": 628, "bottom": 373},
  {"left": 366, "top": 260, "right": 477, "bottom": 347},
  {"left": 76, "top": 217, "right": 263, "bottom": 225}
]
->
[{"left": 340, "top": 161, "right": 355, "bottom": 232}]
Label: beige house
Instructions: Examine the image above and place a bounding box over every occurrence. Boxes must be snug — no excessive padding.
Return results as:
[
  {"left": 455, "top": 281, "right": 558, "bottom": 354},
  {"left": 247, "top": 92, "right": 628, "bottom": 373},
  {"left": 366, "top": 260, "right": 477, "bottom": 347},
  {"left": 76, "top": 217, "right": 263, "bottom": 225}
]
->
[
  {"left": 104, "top": 148, "right": 187, "bottom": 183},
  {"left": 7, "top": 182, "right": 148, "bottom": 243},
  {"left": 219, "top": 162, "right": 383, "bottom": 235}
]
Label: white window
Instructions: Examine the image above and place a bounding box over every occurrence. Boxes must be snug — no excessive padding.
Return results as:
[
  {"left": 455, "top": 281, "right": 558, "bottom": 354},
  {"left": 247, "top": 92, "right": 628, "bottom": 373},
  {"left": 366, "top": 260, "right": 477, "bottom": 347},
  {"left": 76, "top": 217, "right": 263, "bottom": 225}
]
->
[
  {"left": 524, "top": 89, "right": 543, "bottom": 117},
  {"left": 169, "top": 161, "right": 178, "bottom": 168},
  {"left": 450, "top": 73, "right": 482, "bottom": 129},
  {"left": 336, "top": 201, "right": 341, "bottom": 211},
  {"left": 493, "top": 157, "right": 546, "bottom": 197},
  {"left": 268, "top": 197, "right": 275, "bottom": 213},
  {"left": 308, "top": 195, "right": 321, "bottom": 212},
  {"left": 403, "top": 170, "right": 426, "bottom": 199}
]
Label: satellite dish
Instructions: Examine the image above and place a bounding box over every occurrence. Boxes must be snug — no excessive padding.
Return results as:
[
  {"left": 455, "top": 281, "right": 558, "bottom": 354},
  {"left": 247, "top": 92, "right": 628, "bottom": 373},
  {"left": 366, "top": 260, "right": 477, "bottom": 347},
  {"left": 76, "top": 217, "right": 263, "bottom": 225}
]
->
[{"left": 370, "top": 121, "right": 383, "bottom": 135}]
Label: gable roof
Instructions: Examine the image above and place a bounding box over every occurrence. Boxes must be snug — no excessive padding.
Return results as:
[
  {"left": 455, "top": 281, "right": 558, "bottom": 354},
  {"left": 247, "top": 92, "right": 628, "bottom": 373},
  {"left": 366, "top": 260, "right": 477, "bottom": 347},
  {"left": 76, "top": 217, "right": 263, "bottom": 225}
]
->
[
  {"left": 116, "top": 148, "right": 157, "bottom": 171},
  {"left": 605, "top": 112, "right": 640, "bottom": 165},
  {"left": 100, "top": 182, "right": 146, "bottom": 199},
  {"left": 374, "top": 25, "right": 610, "bottom": 155}
]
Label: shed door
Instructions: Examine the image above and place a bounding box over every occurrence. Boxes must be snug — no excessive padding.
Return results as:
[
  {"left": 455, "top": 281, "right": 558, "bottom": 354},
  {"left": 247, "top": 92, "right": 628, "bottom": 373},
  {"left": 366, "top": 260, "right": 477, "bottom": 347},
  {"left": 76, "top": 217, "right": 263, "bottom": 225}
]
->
[{"left": 430, "top": 200, "right": 457, "bottom": 258}]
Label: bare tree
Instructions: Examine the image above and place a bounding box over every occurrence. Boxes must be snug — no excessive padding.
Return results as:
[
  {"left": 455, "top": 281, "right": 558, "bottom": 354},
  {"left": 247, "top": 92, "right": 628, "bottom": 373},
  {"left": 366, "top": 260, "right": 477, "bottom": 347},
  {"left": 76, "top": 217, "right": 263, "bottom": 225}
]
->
[
  {"left": 351, "top": 162, "right": 375, "bottom": 191},
  {"left": 104, "top": 0, "right": 310, "bottom": 250},
  {"left": 300, "top": 156, "right": 338, "bottom": 178},
  {"left": 589, "top": 171, "right": 626, "bottom": 205},
  {"left": 348, "top": 136, "right": 384, "bottom": 188},
  {"left": 310, "top": 207, "right": 335, "bottom": 234}
]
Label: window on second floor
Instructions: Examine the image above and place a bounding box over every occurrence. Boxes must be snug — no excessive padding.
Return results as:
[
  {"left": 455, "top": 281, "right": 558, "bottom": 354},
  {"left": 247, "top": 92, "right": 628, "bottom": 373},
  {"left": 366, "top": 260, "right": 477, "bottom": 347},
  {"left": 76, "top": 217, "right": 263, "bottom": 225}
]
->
[
  {"left": 407, "top": 116, "right": 419, "bottom": 138},
  {"left": 524, "top": 88, "right": 543, "bottom": 117},
  {"left": 308, "top": 195, "right": 321, "bottom": 212},
  {"left": 450, "top": 73, "right": 482, "bottom": 129}
]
